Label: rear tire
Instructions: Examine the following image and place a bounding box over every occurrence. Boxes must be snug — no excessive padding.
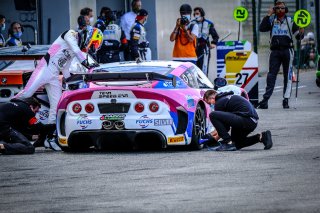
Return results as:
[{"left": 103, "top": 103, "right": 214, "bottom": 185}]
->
[{"left": 189, "top": 105, "right": 206, "bottom": 150}]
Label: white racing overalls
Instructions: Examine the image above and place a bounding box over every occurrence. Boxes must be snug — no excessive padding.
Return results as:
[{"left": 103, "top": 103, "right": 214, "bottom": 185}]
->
[{"left": 15, "top": 30, "right": 87, "bottom": 124}]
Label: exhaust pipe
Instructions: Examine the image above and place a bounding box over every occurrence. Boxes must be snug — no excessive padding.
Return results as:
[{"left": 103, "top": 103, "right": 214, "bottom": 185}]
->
[
  {"left": 102, "top": 120, "right": 114, "bottom": 130},
  {"left": 114, "top": 120, "right": 125, "bottom": 130}
]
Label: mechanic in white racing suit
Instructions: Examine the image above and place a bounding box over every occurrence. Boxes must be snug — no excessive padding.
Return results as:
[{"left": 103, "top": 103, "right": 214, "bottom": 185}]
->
[{"left": 15, "top": 28, "right": 103, "bottom": 124}]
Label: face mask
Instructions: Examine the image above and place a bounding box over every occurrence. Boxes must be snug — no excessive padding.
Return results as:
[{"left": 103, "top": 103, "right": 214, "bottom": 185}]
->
[
  {"left": 182, "top": 14, "right": 191, "bottom": 21},
  {"left": 195, "top": 15, "right": 202, "bottom": 21},
  {"left": 1, "top": 23, "right": 5, "bottom": 31},
  {"left": 143, "top": 18, "right": 147, "bottom": 25},
  {"left": 14, "top": 32, "right": 22, "bottom": 38},
  {"left": 89, "top": 17, "right": 94, "bottom": 24}
]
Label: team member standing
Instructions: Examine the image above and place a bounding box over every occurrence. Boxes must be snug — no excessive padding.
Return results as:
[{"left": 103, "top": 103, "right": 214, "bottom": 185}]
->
[
  {"left": 257, "top": 0, "right": 304, "bottom": 109},
  {"left": 97, "top": 10, "right": 128, "bottom": 63},
  {"left": 170, "top": 4, "right": 198, "bottom": 64},
  {"left": 209, "top": 90, "right": 273, "bottom": 151},
  {"left": 0, "top": 15, "right": 6, "bottom": 47},
  {"left": 192, "top": 7, "right": 219, "bottom": 75},
  {"left": 120, "top": 0, "right": 142, "bottom": 61},
  {"left": 129, "top": 9, "right": 148, "bottom": 61},
  {"left": 14, "top": 28, "right": 102, "bottom": 124},
  {"left": 6, "top": 22, "right": 23, "bottom": 46},
  {"left": 94, "top": 7, "right": 111, "bottom": 32}
]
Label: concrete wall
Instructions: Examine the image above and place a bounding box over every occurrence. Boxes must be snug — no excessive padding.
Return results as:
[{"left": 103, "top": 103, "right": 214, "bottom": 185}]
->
[
  {"left": 155, "top": 0, "right": 241, "bottom": 80},
  {"left": 41, "top": 0, "right": 70, "bottom": 44}
]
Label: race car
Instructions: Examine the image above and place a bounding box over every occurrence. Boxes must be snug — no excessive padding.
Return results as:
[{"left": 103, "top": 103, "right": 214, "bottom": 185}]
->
[{"left": 56, "top": 61, "right": 215, "bottom": 151}]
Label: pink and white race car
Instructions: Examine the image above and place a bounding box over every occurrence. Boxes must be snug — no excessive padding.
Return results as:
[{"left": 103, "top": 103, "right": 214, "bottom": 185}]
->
[{"left": 56, "top": 61, "right": 216, "bottom": 151}]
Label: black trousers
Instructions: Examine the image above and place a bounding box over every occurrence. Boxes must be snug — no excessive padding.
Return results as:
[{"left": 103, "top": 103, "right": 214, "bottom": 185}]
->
[
  {"left": 209, "top": 111, "right": 260, "bottom": 150},
  {"left": 263, "top": 48, "right": 294, "bottom": 101},
  {"left": 0, "top": 128, "right": 35, "bottom": 155},
  {"left": 196, "top": 46, "right": 210, "bottom": 75}
]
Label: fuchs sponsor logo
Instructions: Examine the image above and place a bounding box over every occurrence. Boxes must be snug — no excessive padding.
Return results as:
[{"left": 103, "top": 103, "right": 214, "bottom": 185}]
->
[
  {"left": 77, "top": 115, "right": 92, "bottom": 129},
  {"left": 39, "top": 109, "right": 49, "bottom": 121},
  {"left": 100, "top": 114, "right": 126, "bottom": 121},
  {"left": 136, "top": 115, "right": 153, "bottom": 128},
  {"left": 154, "top": 119, "right": 173, "bottom": 126}
]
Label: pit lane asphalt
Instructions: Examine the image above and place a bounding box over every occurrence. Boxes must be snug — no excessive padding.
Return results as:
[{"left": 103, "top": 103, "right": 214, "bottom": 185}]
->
[{"left": 1, "top": 70, "right": 319, "bottom": 213}]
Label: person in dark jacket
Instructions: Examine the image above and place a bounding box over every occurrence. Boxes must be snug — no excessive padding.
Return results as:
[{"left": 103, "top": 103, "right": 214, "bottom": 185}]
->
[
  {"left": 257, "top": 0, "right": 304, "bottom": 109},
  {"left": 209, "top": 90, "right": 273, "bottom": 151},
  {"left": 0, "top": 97, "right": 55, "bottom": 155},
  {"left": 130, "top": 9, "right": 149, "bottom": 61}
]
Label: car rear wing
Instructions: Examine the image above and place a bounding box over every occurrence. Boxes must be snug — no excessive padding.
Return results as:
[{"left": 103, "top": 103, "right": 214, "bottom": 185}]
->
[
  {"left": 0, "top": 45, "right": 50, "bottom": 61},
  {"left": 65, "top": 72, "right": 177, "bottom": 87}
]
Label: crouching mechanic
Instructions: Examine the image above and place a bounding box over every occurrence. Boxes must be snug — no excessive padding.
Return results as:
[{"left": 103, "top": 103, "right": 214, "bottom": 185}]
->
[
  {"left": 208, "top": 90, "right": 273, "bottom": 151},
  {"left": 14, "top": 28, "right": 103, "bottom": 124},
  {"left": 0, "top": 98, "right": 55, "bottom": 155}
]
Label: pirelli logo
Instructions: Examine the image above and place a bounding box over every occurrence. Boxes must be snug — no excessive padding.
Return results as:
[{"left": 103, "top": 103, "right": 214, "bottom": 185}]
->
[{"left": 168, "top": 136, "right": 185, "bottom": 144}]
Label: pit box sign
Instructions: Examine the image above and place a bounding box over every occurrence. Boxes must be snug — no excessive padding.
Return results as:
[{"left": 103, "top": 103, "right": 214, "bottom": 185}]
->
[
  {"left": 216, "top": 40, "right": 251, "bottom": 78},
  {"left": 225, "top": 50, "right": 258, "bottom": 105}
]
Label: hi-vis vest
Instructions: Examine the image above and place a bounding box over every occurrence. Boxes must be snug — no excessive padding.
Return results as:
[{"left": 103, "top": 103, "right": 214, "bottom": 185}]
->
[{"left": 172, "top": 23, "right": 197, "bottom": 61}]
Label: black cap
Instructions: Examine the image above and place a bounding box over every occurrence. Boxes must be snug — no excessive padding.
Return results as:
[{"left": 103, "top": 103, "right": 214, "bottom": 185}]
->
[
  {"left": 137, "top": 9, "right": 148, "bottom": 16},
  {"left": 180, "top": 4, "right": 192, "bottom": 14}
]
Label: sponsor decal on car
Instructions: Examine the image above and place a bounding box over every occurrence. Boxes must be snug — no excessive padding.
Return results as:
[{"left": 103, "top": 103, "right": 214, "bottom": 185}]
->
[
  {"left": 58, "top": 137, "right": 67, "bottom": 145},
  {"left": 168, "top": 136, "right": 185, "bottom": 144},
  {"left": 100, "top": 114, "right": 126, "bottom": 121},
  {"left": 186, "top": 95, "right": 195, "bottom": 108},
  {"left": 136, "top": 115, "right": 153, "bottom": 128},
  {"left": 38, "top": 109, "right": 49, "bottom": 121},
  {"left": 91, "top": 91, "right": 135, "bottom": 99},
  {"left": 154, "top": 119, "right": 173, "bottom": 126},
  {"left": 76, "top": 115, "right": 92, "bottom": 130}
]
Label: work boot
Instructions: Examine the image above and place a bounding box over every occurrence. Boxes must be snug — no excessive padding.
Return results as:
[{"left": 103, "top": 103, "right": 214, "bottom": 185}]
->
[
  {"left": 257, "top": 99, "right": 268, "bottom": 109},
  {"left": 283, "top": 98, "right": 289, "bottom": 109},
  {"left": 261, "top": 130, "right": 273, "bottom": 150},
  {"left": 216, "top": 143, "right": 237, "bottom": 151}
]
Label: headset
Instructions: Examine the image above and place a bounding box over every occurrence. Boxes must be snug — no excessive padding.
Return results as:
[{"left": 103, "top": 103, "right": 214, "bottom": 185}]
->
[
  {"left": 8, "top": 22, "right": 24, "bottom": 36},
  {"left": 273, "top": 1, "right": 288, "bottom": 13},
  {"left": 194, "top": 7, "right": 205, "bottom": 17}
]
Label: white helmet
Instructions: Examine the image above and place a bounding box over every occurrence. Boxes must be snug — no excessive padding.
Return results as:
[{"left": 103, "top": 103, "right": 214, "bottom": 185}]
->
[{"left": 307, "top": 32, "right": 315, "bottom": 40}]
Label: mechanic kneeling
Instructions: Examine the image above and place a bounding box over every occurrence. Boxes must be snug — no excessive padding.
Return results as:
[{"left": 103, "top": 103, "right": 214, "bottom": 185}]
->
[
  {"left": 209, "top": 90, "right": 273, "bottom": 151},
  {"left": 0, "top": 97, "right": 55, "bottom": 155}
]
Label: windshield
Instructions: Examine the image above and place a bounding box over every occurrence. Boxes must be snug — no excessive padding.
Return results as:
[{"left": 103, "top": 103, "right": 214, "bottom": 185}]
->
[{"left": 94, "top": 66, "right": 174, "bottom": 76}]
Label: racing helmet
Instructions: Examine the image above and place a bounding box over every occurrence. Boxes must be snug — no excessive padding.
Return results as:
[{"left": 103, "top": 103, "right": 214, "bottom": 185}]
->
[
  {"left": 213, "top": 77, "right": 227, "bottom": 90},
  {"left": 78, "top": 27, "right": 103, "bottom": 52}
]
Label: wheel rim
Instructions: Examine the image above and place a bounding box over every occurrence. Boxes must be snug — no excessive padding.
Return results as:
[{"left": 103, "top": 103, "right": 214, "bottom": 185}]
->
[{"left": 194, "top": 108, "right": 205, "bottom": 139}]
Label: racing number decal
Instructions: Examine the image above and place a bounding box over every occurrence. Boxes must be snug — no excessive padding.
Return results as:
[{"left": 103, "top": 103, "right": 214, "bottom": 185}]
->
[
  {"left": 294, "top": 9, "right": 311, "bottom": 28},
  {"left": 235, "top": 73, "right": 249, "bottom": 86},
  {"left": 233, "top": 6, "right": 248, "bottom": 22}
]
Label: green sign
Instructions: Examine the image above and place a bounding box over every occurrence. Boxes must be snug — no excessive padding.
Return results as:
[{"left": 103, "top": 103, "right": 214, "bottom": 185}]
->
[
  {"left": 233, "top": 6, "right": 248, "bottom": 22},
  {"left": 294, "top": 9, "right": 311, "bottom": 28}
]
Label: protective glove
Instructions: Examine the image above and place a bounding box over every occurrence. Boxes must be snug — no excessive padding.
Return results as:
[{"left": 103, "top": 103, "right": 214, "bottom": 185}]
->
[{"left": 81, "top": 59, "right": 99, "bottom": 69}]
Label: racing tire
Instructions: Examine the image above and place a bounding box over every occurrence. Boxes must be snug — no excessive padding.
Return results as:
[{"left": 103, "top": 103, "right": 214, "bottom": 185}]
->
[{"left": 189, "top": 105, "right": 206, "bottom": 150}]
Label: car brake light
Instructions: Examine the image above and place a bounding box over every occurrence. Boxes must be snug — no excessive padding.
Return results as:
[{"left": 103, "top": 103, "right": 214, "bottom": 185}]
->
[
  {"left": 85, "top": 103, "right": 94, "bottom": 113},
  {"left": 135, "top": 102, "right": 144, "bottom": 113},
  {"left": 72, "top": 103, "right": 82, "bottom": 113},
  {"left": 149, "top": 102, "right": 159, "bottom": 112}
]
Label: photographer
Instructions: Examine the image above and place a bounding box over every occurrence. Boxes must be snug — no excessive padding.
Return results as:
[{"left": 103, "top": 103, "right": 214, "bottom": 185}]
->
[
  {"left": 257, "top": 0, "right": 304, "bottom": 109},
  {"left": 170, "top": 4, "right": 198, "bottom": 64}
]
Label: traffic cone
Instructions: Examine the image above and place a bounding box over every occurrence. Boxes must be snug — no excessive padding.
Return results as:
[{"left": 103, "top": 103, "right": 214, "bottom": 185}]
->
[{"left": 292, "top": 71, "right": 297, "bottom": 82}]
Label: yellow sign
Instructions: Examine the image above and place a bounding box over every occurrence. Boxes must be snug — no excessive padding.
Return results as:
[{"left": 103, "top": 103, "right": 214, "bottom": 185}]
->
[
  {"left": 168, "top": 136, "right": 185, "bottom": 143},
  {"left": 233, "top": 6, "right": 248, "bottom": 22},
  {"left": 294, "top": 9, "right": 311, "bottom": 28},
  {"left": 58, "top": 137, "right": 67, "bottom": 145},
  {"left": 225, "top": 51, "right": 250, "bottom": 85}
]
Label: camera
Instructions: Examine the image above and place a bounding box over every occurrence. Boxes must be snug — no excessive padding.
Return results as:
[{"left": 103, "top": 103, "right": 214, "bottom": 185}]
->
[{"left": 180, "top": 16, "right": 189, "bottom": 25}]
